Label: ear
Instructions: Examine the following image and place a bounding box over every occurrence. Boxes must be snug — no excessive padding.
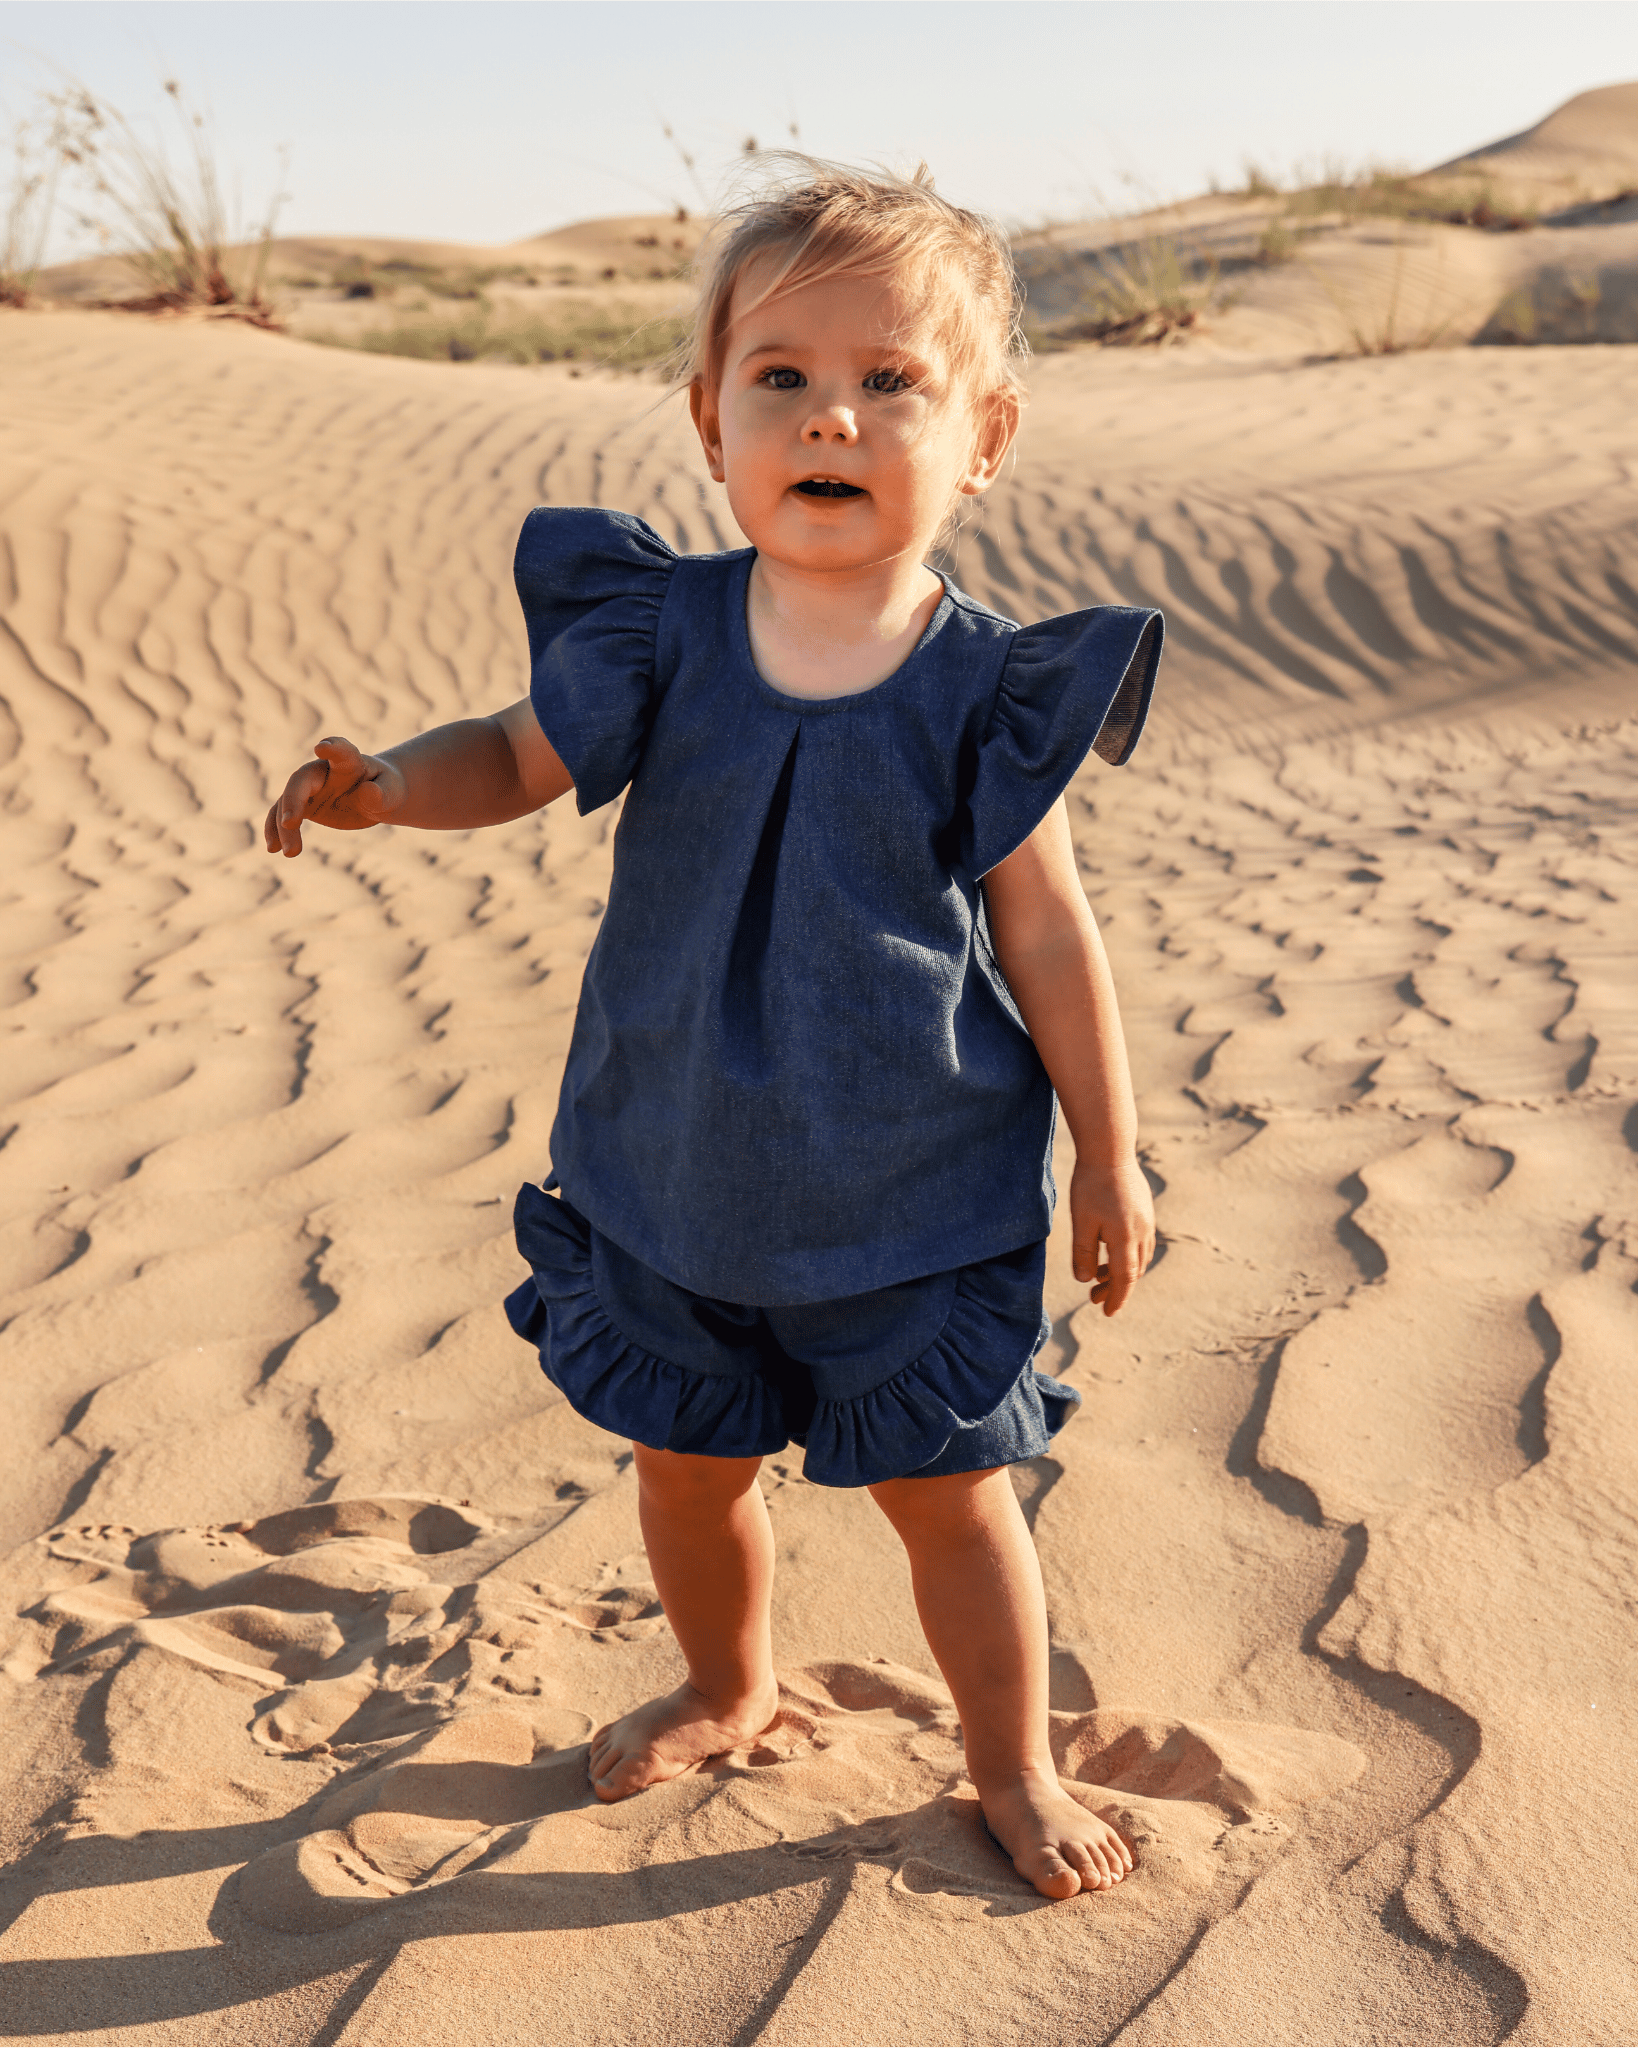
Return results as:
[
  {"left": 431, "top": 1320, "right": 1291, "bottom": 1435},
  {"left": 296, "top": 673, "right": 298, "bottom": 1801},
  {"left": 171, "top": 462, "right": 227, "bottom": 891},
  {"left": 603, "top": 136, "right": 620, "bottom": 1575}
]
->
[
  {"left": 958, "top": 386, "right": 1021, "bottom": 498},
  {"left": 689, "top": 379, "right": 727, "bottom": 484}
]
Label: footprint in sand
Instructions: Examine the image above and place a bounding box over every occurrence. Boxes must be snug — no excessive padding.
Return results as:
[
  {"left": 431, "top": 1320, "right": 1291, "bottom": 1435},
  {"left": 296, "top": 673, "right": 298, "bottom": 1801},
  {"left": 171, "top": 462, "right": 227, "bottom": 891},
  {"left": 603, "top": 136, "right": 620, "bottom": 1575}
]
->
[
  {"left": 237, "top": 1657, "right": 1363, "bottom": 1933},
  {"left": 23, "top": 1493, "right": 1363, "bottom": 1938}
]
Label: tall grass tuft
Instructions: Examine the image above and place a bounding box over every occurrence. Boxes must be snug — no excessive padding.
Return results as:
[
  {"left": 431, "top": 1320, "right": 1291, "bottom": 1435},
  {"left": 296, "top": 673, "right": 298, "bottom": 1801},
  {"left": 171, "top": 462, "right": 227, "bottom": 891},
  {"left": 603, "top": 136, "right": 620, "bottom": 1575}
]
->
[
  {"left": 1479, "top": 269, "right": 1604, "bottom": 346},
  {"left": 9, "top": 76, "right": 288, "bottom": 323},
  {"left": 1, "top": 88, "right": 99, "bottom": 306},
  {"left": 79, "top": 79, "right": 286, "bottom": 322},
  {"left": 1283, "top": 168, "right": 1535, "bottom": 233},
  {"left": 1048, "top": 232, "right": 1219, "bottom": 347},
  {"left": 1308, "top": 234, "right": 1457, "bottom": 357}
]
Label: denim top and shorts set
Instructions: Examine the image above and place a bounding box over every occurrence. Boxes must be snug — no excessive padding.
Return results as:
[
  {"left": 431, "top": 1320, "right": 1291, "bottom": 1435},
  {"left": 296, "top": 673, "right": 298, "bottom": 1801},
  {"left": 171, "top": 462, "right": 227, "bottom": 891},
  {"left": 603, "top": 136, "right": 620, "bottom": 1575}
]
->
[{"left": 504, "top": 507, "right": 1163, "bottom": 1488}]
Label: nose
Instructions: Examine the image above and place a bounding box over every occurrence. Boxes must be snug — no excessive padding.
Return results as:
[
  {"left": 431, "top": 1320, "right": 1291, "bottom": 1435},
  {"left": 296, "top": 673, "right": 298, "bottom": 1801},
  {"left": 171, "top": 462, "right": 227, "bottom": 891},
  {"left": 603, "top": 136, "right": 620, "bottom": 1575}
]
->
[{"left": 802, "top": 402, "right": 858, "bottom": 444}]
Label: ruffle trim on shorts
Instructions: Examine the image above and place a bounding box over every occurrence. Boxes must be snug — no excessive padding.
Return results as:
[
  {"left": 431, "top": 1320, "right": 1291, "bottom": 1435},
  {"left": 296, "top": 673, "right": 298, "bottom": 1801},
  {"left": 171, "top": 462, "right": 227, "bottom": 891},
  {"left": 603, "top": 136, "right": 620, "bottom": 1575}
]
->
[
  {"left": 505, "top": 1183, "right": 1080, "bottom": 1488},
  {"left": 505, "top": 1187, "right": 789, "bottom": 1461},
  {"left": 800, "top": 1270, "right": 1078, "bottom": 1486}
]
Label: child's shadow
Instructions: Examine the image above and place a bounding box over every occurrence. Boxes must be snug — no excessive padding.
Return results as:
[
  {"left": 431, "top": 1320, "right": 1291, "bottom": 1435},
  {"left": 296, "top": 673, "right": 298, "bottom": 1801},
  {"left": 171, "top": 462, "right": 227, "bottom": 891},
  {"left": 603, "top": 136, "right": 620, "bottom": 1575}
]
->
[
  {"left": 0, "top": 1689, "right": 1363, "bottom": 2042},
  {"left": 0, "top": 1778, "right": 985, "bottom": 2044}
]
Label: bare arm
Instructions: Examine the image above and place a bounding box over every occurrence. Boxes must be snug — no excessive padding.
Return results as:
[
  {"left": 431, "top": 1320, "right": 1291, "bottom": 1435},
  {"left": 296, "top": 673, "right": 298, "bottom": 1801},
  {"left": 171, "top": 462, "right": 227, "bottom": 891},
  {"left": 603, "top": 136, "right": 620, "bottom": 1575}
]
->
[
  {"left": 263, "top": 698, "right": 573, "bottom": 856},
  {"left": 983, "top": 797, "right": 1155, "bottom": 1315}
]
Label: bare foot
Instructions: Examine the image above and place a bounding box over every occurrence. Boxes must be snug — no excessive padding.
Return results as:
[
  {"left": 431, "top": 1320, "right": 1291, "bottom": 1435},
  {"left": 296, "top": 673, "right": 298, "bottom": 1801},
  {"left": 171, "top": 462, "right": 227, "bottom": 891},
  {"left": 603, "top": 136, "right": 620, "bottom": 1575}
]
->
[
  {"left": 587, "top": 1678, "right": 780, "bottom": 1802},
  {"left": 977, "top": 1765, "right": 1135, "bottom": 1900}
]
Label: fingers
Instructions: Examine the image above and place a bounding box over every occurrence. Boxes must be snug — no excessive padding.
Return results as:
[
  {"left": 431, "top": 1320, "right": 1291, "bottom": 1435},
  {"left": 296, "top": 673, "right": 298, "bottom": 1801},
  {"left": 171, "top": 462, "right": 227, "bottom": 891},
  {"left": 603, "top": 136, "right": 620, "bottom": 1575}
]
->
[
  {"left": 1077, "top": 1226, "right": 1156, "bottom": 1315},
  {"left": 313, "top": 734, "right": 366, "bottom": 773},
  {"left": 263, "top": 738, "right": 390, "bottom": 857},
  {"left": 266, "top": 756, "right": 331, "bottom": 858},
  {"left": 315, "top": 736, "right": 404, "bottom": 823}
]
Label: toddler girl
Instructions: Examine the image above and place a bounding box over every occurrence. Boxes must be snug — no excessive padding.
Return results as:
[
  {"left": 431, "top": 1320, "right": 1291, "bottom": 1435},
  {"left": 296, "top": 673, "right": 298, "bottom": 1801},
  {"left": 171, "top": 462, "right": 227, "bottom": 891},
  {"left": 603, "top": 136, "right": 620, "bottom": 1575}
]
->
[{"left": 265, "top": 160, "right": 1162, "bottom": 1901}]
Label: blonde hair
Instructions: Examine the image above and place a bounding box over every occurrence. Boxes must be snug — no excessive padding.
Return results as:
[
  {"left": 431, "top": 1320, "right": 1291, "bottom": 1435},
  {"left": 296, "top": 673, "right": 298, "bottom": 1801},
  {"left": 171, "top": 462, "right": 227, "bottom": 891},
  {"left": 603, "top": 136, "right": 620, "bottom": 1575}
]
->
[{"left": 680, "top": 154, "right": 1028, "bottom": 407}]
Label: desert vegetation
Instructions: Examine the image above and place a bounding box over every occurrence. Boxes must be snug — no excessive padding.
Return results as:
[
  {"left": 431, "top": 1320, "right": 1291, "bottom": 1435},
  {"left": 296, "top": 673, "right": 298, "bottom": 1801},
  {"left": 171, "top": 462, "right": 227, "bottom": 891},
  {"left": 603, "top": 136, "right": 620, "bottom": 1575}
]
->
[
  {"left": 1030, "top": 228, "right": 1219, "bottom": 348},
  {"left": 311, "top": 301, "right": 691, "bottom": 368},
  {"left": 0, "top": 87, "right": 97, "bottom": 306},
  {"left": 9, "top": 77, "right": 1634, "bottom": 365},
  {"left": 1, "top": 75, "right": 283, "bottom": 322}
]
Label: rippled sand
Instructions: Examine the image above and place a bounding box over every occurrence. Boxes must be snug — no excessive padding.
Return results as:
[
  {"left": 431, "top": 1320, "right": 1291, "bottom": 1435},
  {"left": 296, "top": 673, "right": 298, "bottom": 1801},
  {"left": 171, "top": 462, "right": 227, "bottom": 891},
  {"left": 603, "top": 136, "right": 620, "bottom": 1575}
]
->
[{"left": 1, "top": 311, "right": 1635, "bottom": 2045}]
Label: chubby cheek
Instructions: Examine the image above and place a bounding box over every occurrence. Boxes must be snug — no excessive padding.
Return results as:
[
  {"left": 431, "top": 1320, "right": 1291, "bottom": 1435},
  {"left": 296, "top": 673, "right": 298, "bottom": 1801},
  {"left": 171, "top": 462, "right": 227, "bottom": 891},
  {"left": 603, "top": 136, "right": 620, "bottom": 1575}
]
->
[{"left": 720, "top": 422, "right": 790, "bottom": 507}]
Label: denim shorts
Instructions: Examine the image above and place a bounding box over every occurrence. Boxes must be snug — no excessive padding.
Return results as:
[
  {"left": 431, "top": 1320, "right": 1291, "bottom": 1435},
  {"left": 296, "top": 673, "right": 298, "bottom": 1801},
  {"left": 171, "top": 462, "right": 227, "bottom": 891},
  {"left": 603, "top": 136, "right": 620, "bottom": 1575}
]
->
[{"left": 504, "top": 1185, "right": 1080, "bottom": 1488}]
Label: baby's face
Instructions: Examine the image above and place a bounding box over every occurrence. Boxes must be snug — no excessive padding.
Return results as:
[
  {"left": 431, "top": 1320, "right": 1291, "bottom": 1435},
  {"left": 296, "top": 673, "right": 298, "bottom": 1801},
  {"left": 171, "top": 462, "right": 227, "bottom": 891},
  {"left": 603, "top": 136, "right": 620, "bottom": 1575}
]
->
[{"left": 692, "top": 264, "right": 1008, "bottom": 576}]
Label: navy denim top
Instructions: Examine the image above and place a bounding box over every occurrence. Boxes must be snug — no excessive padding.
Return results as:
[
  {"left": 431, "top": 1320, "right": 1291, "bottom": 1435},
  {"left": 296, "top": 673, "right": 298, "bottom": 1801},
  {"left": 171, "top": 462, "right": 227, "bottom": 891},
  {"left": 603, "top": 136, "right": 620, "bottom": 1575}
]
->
[{"left": 519, "top": 507, "right": 1162, "bottom": 1305}]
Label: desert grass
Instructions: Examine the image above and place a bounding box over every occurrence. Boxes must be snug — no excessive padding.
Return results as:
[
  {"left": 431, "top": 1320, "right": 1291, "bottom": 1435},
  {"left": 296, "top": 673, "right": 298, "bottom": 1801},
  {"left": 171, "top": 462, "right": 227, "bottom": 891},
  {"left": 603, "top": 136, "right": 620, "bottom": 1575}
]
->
[
  {"left": 5, "top": 75, "right": 285, "bottom": 323},
  {"left": 1037, "top": 229, "right": 1220, "bottom": 347},
  {"left": 82, "top": 79, "right": 285, "bottom": 322},
  {"left": 0, "top": 87, "right": 99, "bottom": 306},
  {"left": 1306, "top": 233, "right": 1458, "bottom": 357},
  {"left": 310, "top": 302, "right": 691, "bottom": 370},
  {"left": 1282, "top": 167, "right": 1537, "bottom": 234},
  {"left": 1479, "top": 269, "right": 1605, "bottom": 345},
  {"left": 1254, "top": 219, "right": 1300, "bottom": 267},
  {"left": 316, "top": 256, "right": 582, "bottom": 301}
]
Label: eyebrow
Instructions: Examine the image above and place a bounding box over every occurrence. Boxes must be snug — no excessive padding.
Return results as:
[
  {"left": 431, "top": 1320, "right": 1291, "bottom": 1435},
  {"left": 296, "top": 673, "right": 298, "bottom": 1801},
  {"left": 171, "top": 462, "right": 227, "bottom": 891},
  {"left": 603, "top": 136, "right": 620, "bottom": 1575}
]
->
[{"left": 736, "top": 339, "right": 927, "bottom": 366}]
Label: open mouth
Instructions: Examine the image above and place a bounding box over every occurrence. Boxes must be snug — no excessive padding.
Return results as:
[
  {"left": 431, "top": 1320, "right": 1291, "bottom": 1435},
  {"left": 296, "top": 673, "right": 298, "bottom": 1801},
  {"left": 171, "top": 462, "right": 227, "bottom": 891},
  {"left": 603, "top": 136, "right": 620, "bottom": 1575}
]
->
[{"left": 795, "top": 479, "right": 866, "bottom": 499}]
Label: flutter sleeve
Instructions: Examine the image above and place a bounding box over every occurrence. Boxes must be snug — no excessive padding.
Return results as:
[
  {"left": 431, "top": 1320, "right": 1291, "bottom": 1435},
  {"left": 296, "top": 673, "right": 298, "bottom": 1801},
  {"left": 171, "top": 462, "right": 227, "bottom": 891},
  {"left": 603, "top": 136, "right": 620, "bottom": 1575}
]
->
[
  {"left": 514, "top": 505, "right": 678, "bottom": 815},
  {"left": 963, "top": 604, "right": 1163, "bottom": 877}
]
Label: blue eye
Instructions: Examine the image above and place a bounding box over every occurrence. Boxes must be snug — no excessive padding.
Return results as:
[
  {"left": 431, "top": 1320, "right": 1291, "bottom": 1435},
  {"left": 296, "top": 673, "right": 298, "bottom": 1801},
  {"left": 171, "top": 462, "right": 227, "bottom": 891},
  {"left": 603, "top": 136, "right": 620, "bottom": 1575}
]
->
[
  {"left": 864, "top": 369, "right": 911, "bottom": 395},
  {"left": 761, "top": 367, "right": 804, "bottom": 390}
]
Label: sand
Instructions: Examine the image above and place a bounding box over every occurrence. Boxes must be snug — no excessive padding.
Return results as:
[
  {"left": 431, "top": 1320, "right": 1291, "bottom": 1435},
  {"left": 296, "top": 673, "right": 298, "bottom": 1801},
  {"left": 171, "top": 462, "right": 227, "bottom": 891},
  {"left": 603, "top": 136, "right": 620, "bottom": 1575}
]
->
[
  {"left": 1430, "top": 81, "right": 1638, "bottom": 211},
  {"left": 1, "top": 293, "right": 1635, "bottom": 2048},
  {"left": 1014, "top": 85, "right": 1638, "bottom": 357},
  {"left": 33, "top": 213, "right": 706, "bottom": 358}
]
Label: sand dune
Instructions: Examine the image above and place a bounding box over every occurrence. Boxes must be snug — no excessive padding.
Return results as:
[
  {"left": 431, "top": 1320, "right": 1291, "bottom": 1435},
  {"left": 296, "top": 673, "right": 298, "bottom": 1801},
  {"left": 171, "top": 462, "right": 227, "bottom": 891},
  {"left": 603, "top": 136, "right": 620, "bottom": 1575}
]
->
[
  {"left": 33, "top": 213, "right": 704, "bottom": 359},
  {"left": 1014, "top": 84, "right": 1638, "bottom": 354},
  {"left": 34, "top": 86, "right": 1638, "bottom": 364},
  {"left": 1431, "top": 80, "right": 1638, "bottom": 209},
  {"left": 1, "top": 308, "right": 1636, "bottom": 2044}
]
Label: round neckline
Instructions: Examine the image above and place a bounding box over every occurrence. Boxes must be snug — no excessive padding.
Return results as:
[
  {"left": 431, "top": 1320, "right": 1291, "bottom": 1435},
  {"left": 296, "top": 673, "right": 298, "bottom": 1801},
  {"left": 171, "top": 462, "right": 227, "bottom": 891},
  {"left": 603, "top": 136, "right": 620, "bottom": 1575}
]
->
[{"left": 730, "top": 552, "right": 955, "bottom": 715}]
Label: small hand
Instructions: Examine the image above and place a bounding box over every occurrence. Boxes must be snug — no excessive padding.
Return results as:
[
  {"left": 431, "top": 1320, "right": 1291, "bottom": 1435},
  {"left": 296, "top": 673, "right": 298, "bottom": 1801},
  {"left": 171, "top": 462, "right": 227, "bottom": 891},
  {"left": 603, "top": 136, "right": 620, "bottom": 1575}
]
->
[
  {"left": 1070, "top": 1155, "right": 1157, "bottom": 1316},
  {"left": 263, "top": 737, "right": 407, "bottom": 857}
]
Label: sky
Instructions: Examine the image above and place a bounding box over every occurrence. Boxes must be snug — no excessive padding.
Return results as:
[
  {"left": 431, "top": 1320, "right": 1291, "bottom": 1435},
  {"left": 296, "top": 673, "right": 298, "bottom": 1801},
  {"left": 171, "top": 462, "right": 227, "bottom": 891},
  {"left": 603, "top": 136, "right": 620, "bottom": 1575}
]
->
[{"left": 4, "top": 1, "right": 1637, "bottom": 252}]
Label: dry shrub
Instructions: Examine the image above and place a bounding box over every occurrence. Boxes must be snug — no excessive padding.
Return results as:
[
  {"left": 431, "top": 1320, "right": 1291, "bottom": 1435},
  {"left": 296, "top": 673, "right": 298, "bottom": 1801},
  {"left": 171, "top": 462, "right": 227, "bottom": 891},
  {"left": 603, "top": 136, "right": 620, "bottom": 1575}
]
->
[
  {"left": 1, "top": 88, "right": 99, "bottom": 306},
  {"left": 1479, "top": 269, "right": 1606, "bottom": 346},
  {"left": 1308, "top": 233, "right": 1457, "bottom": 358},
  {"left": 1255, "top": 219, "right": 1299, "bottom": 267},
  {"left": 77, "top": 79, "right": 286, "bottom": 323},
  {"left": 4, "top": 75, "right": 286, "bottom": 324},
  {"left": 1049, "top": 233, "right": 1219, "bottom": 347},
  {"left": 326, "top": 257, "right": 544, "bottom": 302},
  {"left": 1284, "top": 169, "right": 1535, "bottom": 234}
]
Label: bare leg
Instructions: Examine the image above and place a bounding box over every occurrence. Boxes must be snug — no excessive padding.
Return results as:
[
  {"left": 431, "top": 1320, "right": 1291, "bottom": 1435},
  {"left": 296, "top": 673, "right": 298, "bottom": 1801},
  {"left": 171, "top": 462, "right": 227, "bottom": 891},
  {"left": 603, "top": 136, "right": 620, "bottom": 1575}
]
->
[
  {"left": 869, "top": 1465, "right": 1133, "bottom": 1900},
  {"left": 587, "top": 1444, "right": 780, "bottom": 1801}
]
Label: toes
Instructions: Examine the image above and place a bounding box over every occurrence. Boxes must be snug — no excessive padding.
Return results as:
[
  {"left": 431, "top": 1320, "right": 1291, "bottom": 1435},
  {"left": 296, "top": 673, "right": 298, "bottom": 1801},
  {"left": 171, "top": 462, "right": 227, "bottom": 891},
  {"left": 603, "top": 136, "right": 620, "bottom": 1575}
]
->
[
  {"left": 1101, "top": 1823, "right": 1135, "bottom": 1875},
  {"left": 1065, "top": 1842, "right": 1109, "bottom": 1890},
  {"left": 1025, "top": 1851, "right": 1082, "bottom": 1900},
  {"left": 591, "top": 1751, "right": 637, "bottom": 1801}
]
